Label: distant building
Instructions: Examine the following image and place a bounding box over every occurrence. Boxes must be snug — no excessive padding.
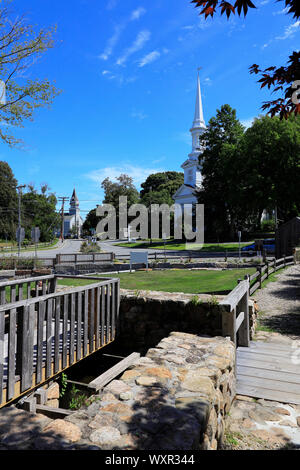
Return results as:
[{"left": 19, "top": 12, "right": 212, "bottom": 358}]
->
[
  {"left": 172, "top": 71, "right": 206, "bottom": 224},
  {"left": 63, "top": 188, "right": 83, "bottom": 238},
  {"left": 275, "top": 217, "right": 300, "bottom": 258},
  {"left": 173, "top": 71, "right": 206, "bottom": 207}
]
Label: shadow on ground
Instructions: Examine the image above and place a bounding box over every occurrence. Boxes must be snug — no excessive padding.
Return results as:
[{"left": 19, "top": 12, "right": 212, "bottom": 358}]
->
[{"left": 259, "top": 307, "right": 300, "bottom": 336}]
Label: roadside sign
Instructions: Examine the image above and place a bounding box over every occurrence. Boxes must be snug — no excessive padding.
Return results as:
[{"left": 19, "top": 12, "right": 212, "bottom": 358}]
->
[
  {"left": 16, "top": 227, "right": 25, "bottom": 243},
  {"left": 130, "top": 251, "right": 148, "bottom": 271},
  {"left": 31, "top": 227, "right": 40, "bottom": 243}
]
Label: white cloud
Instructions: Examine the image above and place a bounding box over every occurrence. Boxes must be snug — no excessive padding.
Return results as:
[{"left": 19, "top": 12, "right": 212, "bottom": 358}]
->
[
  {"left": 138, "top": 50, "right": 160, "bottom": 67},
  {"left": 204, "top": 77, "right": 212, "bottom": 86},
  {"left": 130, "top": 7, "right": 146, "bottom": 21},
  {"left": 116, "top": 30, "right": 151, "bottom": 66},
  {"left": 276, "top": 21, "right": 300, "bottom": 40},
  {"left": 99, "top": 24, "right": 124, "bottom": 60},
  {"left": 261, "top": 20, "right": 299, "bottom": 50},
  {"left": 131, "top": 110, "right": 148, "bottom": 120},
  {"left": 241, "top": 117, "right": 255, "bottom": 129},
  {"left": 86, "top": 164, "right": 165, "bottom": 188},
  {"left": 176, "top": 131, "right": 191, "bottom": 146},
  {"left": 272, "top": 6, "right": 289, "bottom": 15},
  {"left": 107, "top": 0, "right": 118, "bottom": 10},
  {"left": 99, "top": 7, "right": 147, "bottom": 61}
]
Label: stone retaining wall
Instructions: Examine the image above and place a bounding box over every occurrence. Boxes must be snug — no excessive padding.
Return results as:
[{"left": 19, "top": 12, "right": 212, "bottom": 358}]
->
[
  {"left": 118, "top": 289, "right": 256, "bottom": 355},
  {"left": 54, "top": 262, "right": 257, "bottom": 275},
  {"left": 25, "top": 332, "right": 235, "bottom": 450}
]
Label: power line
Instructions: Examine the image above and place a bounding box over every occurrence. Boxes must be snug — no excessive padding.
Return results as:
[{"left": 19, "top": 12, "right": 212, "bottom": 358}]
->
[{"left": 16, "top": 185, "right": 26, "bottom": 257}]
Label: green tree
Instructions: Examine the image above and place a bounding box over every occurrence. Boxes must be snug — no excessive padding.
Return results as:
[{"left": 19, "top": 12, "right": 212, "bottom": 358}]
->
[
  {"left": 140, "top": 171, "right": 184, "bottom": 206},
  {"left": 140, "top": 172, "right": 184, "bottom": 240},
  {"left": 0, "top": 1, "right": 60, "bottom": 147},
  {"left": 100, "top": 174, "right": 140, "bottom": 238},
  {"left": 0, "top": 161, "right": 17, "bottom": 239},
  {"left": 238, "top": 114, "right": 300, "bottom": 225},
  {"left": 82, "top": 208, "right": 99, "bottom": 236},
  {"left": 198, "top": 104, "right": 245, "bottom": 240},
  {"left": 22, "top": 185, "right": 60, "bottom": 242},
  {"left": 102, "top": 174, "right": 140, "bottom": 207}
]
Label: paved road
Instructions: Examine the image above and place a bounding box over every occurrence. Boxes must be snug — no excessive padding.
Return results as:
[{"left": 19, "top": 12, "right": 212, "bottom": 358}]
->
[
  {"left": 3, "top": 239, "right": 83, "bottom": 259},
  {"left": 4, "top": 238, "right": 260, "bottom": 262}
]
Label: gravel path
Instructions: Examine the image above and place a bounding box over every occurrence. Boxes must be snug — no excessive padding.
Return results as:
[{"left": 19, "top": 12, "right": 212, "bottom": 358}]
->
[{"left": 253, "top": 264, "right": 300, "bottom": 342}]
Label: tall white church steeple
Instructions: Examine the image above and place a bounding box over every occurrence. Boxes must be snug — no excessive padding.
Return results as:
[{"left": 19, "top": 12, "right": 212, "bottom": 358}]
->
[
  {"left": 189, "top": 71, "right": 206, "bottom": 160},
  {"left": 172, "top": 70, "right": 207, "bottom": 207}
]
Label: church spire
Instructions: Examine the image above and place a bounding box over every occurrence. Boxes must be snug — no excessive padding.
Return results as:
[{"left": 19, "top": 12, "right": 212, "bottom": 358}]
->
[
  {"left": 189, "top": 70, "right": 206, "bottom": 159},
  {"left": 69, "top": 187, "right": 79, "bottom": 215},
  {"left": 71, "top": 188, "right": 79, "bottom": 203},
  {"left": 192, "top": 70, "right": 205, "bottom": 129}
]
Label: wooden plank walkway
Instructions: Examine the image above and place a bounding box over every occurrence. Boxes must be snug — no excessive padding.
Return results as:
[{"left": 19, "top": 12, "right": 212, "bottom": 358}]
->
[{"left": 236, "top": 341, "right": 300, "bottom": 405}]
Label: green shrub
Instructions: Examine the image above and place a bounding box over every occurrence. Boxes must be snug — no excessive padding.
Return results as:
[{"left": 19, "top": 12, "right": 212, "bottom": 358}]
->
[
  {"left": 261, "top": 218, "right": 276, "bottom": 232},
  {"left": 80, "top": 241, "right": 101, "bottom": 253},
  {"left": 0, "top": 256, "right": 43, "bottom": 270}
]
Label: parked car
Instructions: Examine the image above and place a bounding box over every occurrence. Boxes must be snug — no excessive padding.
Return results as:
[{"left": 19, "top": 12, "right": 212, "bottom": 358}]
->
[{"left": 241, "top": 238, "right": 275, "bottom": 255}]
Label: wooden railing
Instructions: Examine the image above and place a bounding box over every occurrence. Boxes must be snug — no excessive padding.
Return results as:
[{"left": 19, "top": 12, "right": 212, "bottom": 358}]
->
[
  {"left": 0, "top": 276, "right": 119, "bottom": 407},
  {"left": 220, "top": 254, "right": 295, "bottom": 352},
  {"left": 220, "top": 277, "right": 250, "bottom": 349},
  {"left": 248, "top": 255, "right": 295, "bottom": 296},
  {"left": 56, "top": 253, "right": 115, "bottom": 264},
  {"left": 0, "top": 275, "right": 57, "bottom": 306}
]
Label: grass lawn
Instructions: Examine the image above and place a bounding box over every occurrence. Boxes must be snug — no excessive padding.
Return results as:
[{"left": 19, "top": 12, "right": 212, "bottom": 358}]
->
[
  {"left": 57, "top": 268, "right": 256, "bottom": 294},
  {"left": 116, "top": 239, "right": 253, "bottom": 252},
  {"left": 0, "top": 239, "right": 59, "bottom": 254}
]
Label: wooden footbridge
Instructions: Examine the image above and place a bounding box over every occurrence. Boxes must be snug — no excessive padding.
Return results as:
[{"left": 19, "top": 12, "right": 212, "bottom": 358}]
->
[
  {"left": 0, "top": 275, "right": 120, "bottom": 408},
  {"left": 0, "top": 253, "right": 298, "bottom": 410}
]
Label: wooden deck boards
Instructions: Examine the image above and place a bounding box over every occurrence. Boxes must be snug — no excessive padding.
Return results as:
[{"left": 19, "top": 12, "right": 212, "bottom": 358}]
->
[{"left": 236, "top": 341, "right": 300, "bottom": 405}]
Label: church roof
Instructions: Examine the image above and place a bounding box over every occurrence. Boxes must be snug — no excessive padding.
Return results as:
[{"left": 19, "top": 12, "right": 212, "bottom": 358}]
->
[{"left": 70, "top": 188, "right": 79, "bottom": 203}]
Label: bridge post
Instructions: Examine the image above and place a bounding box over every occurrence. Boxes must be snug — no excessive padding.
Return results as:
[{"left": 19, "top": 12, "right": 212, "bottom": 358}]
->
[
  {"left": 237, "top": 279, "right": 250, "bottom": 347},
  {"left": 222, "top": 304, "right": 236, "bottom": 348}
]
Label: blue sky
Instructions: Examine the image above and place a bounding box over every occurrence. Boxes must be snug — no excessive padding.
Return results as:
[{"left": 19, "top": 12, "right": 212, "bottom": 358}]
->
[{"left": 1, "top": 0, "right": 299, "bottom": 218}]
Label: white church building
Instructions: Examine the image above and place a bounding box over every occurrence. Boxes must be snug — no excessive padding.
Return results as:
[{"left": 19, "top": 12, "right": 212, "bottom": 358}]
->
[
  {"left": 172, "top": 72, "right": 206, "bottom": 211},
  {"left": 63, "top": 188, "right": 84, "bottom": 238}
]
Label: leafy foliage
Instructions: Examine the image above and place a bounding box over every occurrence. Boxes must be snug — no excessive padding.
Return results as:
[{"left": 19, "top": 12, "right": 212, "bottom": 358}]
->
[
  {"left": 238, "top": 114, "right": 300, "bottom": 223},
  {"left": 191, "top": 0, "right": 300, "bottom": 118},
  {"left": 198, "top": 104, "right": 245, "bottom": 240},
  {"left": 198, "top": 106, "right": 300, "bottom": 238},
  {"left": 102, "top": 174, "right": 140, "bottom": 207},
  {"left": 82, "top": 208, "right": 99, "bottom": 236},
  {"left": 21, "top": 184, "right": 60, "bottom": 242},
  {"left": 0, "top": 1, "right": 61, "bottom": 147},
  {"left": 0, "top": 161, "right": 18, "bottom": 239},
  {"left": 80, "top": 241, "right": 100, "bottom": 253},
  {"left": 140, "top": 171, "right": 184, "bottom": 206}
]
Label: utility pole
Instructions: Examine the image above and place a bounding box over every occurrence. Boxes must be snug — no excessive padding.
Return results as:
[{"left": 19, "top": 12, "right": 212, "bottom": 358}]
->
[
  {"left": 58, "top": 197, "right": 69, "bottom": 243},
  {"left": 17, "top": 185, "right": 26, "bottom": 257},
  {"left": 149, "top": 186, "right": 152, "bottom": 245}
]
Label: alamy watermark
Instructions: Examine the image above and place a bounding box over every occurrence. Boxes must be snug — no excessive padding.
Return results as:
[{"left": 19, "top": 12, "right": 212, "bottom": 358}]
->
[
  {"left": 95, "top": 196, "right": 204, "bottom": 250},
  {"left": 292, "top": 80, "right": 300, "bottom": 105},
  {"left": 0, "top": 80, "right": 6, "bottom": 105}
]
